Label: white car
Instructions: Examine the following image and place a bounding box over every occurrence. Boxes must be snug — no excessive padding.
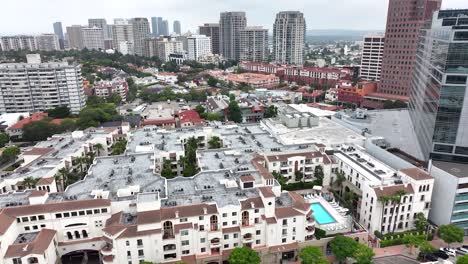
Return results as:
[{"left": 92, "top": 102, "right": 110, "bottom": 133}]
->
[
  {"left": 455, "top": 247, "right": 468, "bottom": 255},
  {"left": 440, "top": 247, "right": 456, "bottom": 257}
]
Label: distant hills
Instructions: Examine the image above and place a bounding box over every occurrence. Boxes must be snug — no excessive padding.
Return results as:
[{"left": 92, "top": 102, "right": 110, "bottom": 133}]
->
[{"left": 306, "top": 29, "right": 384, "bottom": 43}]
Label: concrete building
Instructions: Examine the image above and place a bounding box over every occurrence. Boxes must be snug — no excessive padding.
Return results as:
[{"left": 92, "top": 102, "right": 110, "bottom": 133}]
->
[
  {"left": 219, "top": 12, "right": 247, "bottom": 60},
  {"left": 143, "top": 38, "right": 183, "bottom": 62},
  {"left": 0, "top": 36, "right": 37, "bottom": 51},
  {"left": 226, "top": 73, "right": 280, "bottom": 89},
  {"left": 199, "top": 23, "right": 220, "bottom": 54},
  {"left": 239, "top": 27, "right": 269, "bottom": 62},
  {"left": 53, "top": 22, "right": 64, "bottom": 49},
  {"left": 409, "top": 9, "right": 468, "bottom": 163},
  {"left": 151, "top": 17, "right": 163, "bottom": 37},
  {"left": 66, "top": 25, "right": 84, "bottom": 50},
  {"left": 360, "top": 35, "right": 384, "bottom": 82},
  {"left": 273, "top": 11, "right": 306, "bottom": 65},
  {"left": 110, "top": 20, "right": 134, "bottom": 54},
  {"left": 378, "top": 0, "right": 441, "bottom": 98},
  {"left": 173, "top": 20, "right": 181, "bottom": 35},
  {"left": 161, "top": 20, "right": 169, "bottom": 36},
  {"left": 34, "top": 34, "right": 60, "bottom": 51},
  {"left": 88, "top": 18, "right": 110, "bottom": 39},
  {"left": 81, "top": 27, "right": 105, "bottom": 50},
  {"left": 131, "top": 18, "right": 151, "bottom": 56},
  {"left": 0, "top": 55, "right": 86, "bottom": 114},
  {"left": 94, "top": 78, "right": 129, "bottom": 101},
  {"left": 187, "top": 35, "right": 212, "bottom": 61}
]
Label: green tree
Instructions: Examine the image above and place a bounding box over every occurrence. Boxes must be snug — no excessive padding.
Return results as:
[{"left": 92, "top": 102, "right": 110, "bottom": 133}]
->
[
  {"left": 314, "top": 165, "right": 324, "bottom": 185},
  {"left": 208, "top": 136, "right": 222, "bottom": 149},
  {"left": 180, "top": 137, "right": 199, "bottom": 177},
  {"left": 228, "top": 98, "right": 242, "bottom": 123},
  {"left": 204, "top": 112, "right": 221, "bottom": 121},
  {"left": 353, "top": 243, "right": 374, "bottom": 264},
  {"left": 299, "top": 246, "right": 329, "bottom": 264},
  {"left": 161, "top": 159, "right": 175, "bottom": 178},
  {"left": 55, "top": 168, "right": 70, "bottom": 191},
  {"left": 47, "top": 105, "right": 71, "bottom": 118},
  {"left": 111, "top": 139, "right": 127, "bottom": 155},
  {"left": 94, "top": 143, "right": 104, "bottom": 156},
  {"left": 457, "top": 255, "right": 468, "bottom": 264},
  {"left": 58, "top": 118, "right": 76, "bottom": 132},
  {"left": 295, "top": 171, "right": 304, "bottom": 182},
  {"left": 23, "top": 120, "right": 60, "bottom": 142},
  {"left": 378, "top": 195, "right": 391, "bottom": 233},
  {"left": 403, "top": 235, "right": 423, "bottom": 254},
  {"left": 0, "top": 132, "right": 9, "bottom": 147},
  {"left": 228, "top": 247, "right": 260, "bottom": 264},
  {"left": 438, "top": 224, "right": 464, "bottom": 247},
  {"left": 106, "top": 93, "right": 122, "bottom": 105},
  {"left": 418, "top": 241, "right": 436, "bottom": 254},
  {"left": 1, "top": 146, "right": 20, "bottom": 163},
  {"left": 264, "top": 105, "right": 278, "bottom": 118},
  {"left": 195, "top": 105, "right": 205, "bottom": 115},
  {"left": 207, "top": 76, "right": 218, "bottom": 87},
  {"left": 330, "top": 235, "right": 358, "bottom": 263},
  {"left": 22, "top": 176, "right": 39, "bottom": 189},
  {"left": 414, "top": 212, "right": 428, "bottom": 232},
  {"left": 390, "top": 190, "right": 406, "bottom": 233}
]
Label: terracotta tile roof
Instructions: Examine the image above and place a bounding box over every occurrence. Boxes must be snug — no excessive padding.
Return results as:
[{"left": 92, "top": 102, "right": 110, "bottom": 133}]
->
[
  {"left": 0, "top": 212, "right": 16, "bottom": 235},
  {"left": 29, "top": 190, "right": 47, "bottom": 197},
  {"left": 117, "top": 225, "right": 161, "bottom": 239},
  {"left": 259, "top": 187, "right": 275, "bottom": 198},
  {"left": 240, "top": 197, "right": 264, "bottom": 210},
  {"left": 275, "top": 207, "right": 304, "bottom": 219},
  {"left": 288, "top": 192, "right": 310, "bottom": 212},
  {"left": 36, "top": 177, "right": 54, "bottom": 185},
  {"left": 23, "top": 147, "right": 54, "bottom": 156},
  {"left": 2, "top": 199, "right": 110, "bottom": 217},
  {"left": 8, "top": 113, "right": 48, "bottom": 130},
  {"left": 269, "top": 242, "right": 299, "bottom": 253},
  {"left": 222, "top": 226, "right": 240, "bottom": 233},
  {"left": 103, "top": 225, "right": 126, "bottom": 236},
  {"left": 251, "top": 156, "right": 274, "bottom": 180},
  {"left": 174, "top": 223, "right": 193, "bottom": 234},
  {"left": 240, "top": 175, "right": 255, "bottom": 182},
  {"left": 178, "top": 110, "right": 204, "bottom": 124},
  {"left": 373, "top": 184, "right": 414, "bottom": 198},
  {"left": 400, "top": 168, "right": 432, "bottom": 180},
  {"left": 137, "top": 203, "right": 218, "bottom": 225},
  {"left": 4, "top": 229, "right": 56, "bottom": 258},
  {"left": 262, "top": 215, "right": 277, "bottom": 224},
  {"left": 141, "top": 118, "right": 176, "bottom": 126},
  {"left": 105, "top": 211, "right": 123, "bottom": 227}
]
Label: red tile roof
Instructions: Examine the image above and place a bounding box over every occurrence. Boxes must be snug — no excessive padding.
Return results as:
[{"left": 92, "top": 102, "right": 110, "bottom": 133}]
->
[
  {"left": 141, "top": 118, "right": 176, "bottom": 126},
  {"left": 240, "top": 197, "right": 264, "bottom": 210},
  {"left": 8, "top": 113, "right": 48, "bottom": 130},
  {"left": 178, "top": 110, "right": 204, "bottom": 124},
  {"left": 275, "top": 207, "right": 304, "bottom": 219},
  {"left": 137, "top": 203, "right": 218, "bottom": 225},
  {"left": 400, "top": 168, "right": 432, "bottom": 180},
  {"left": 29, "top": 190, "right": 48, "bottom": 197},
  {"left": 373, "top": 184, "right": 415, "bottom": 198},
  {"left": 36, "top": 177, "right": 54, "bottom": 185},
  {"left": 259, "top": 187, "right": 275, "bottom": 198},
  {"left": 4, "top": 229, "right": 56, "bottom": 258},
  {"left": 240, "top": 175, "right": 255, "bottom": 182}
]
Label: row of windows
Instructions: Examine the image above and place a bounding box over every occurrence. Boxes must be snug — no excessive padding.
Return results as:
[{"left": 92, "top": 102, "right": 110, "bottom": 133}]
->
[
  {"left": 55, "top": 208, "right": 108, "bottom": 219},
  {"left": 17, "top": 214, "right": 45, "bottom": 223}
]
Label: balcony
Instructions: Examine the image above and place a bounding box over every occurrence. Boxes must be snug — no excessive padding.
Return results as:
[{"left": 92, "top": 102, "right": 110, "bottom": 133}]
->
[
  {"left": 101, "top": 244, "right": 114, "bottom": 255},
  {"left": 306, "top": 226, "right": 315, "bottom": 233},
  {"left": 210, "top": 223, "right": 219, "bottom": 232},
  {"left": 210, "top": 238, "right": 221, "bottom": 247},
  {"left": 163, "top": 244, "right": 176, "bottom": 252},
  {"left": 102, "top": 255, "right": 114, "bottom": 264},
  {"left": 243, "top": 233, "right": 253, "bottom": 242},
  {"left": 305, "top": 235, "right": 314, "bottom": 241},
  {"left": 163, "top": 231, "right": 175, "bottom": 240}
]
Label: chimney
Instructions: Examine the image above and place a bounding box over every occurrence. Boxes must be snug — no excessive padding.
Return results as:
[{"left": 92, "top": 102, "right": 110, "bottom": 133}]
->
[
  {"left": 175, "top": 210, "right": 179, "bottom": 218},
  {"left": 251, "top": 202, "right": 255, "bottom": 209},
  {"left": 203, "top": 207, "right": 207, "bottom": 214}
]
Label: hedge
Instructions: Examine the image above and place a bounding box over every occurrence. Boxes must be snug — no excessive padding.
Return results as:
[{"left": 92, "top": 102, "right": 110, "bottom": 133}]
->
[
  {"left": 315, "top": 228, "right": 326, "bottom": 240},
  {"left": 380, "top": 234, "right": 434, "bottom": 248},
  {"left": 281, "top": 180, "right": 321, "bottom": 191}
]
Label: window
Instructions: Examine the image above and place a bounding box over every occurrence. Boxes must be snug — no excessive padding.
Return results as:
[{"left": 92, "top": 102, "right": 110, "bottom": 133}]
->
[
  {"left": 33, "top": 225, "right": 38, "bottom": 230},
  {"left": 79, "top": 211, "right": 85, "bottom": 216},
  {"left": 254, "top": 217, "right": 259, "bottom": 224},
  {"left": 101, "top": 208, "right": 108, "bottom": 213},
  {"left": 180, "top": 218, "right": 188, "bottom": 223},
  {"left": 30, "top": 216, "right": 37, "bottom": 221},
  {"left": 200, "top": 238, "right": 206, "bottom": 243},
  {"left": 40, "top": 224, "right": 45, "bottom": 228},
  {"left": 293, "top": 218, "right": 296, "bottom": 223},
  {"left": 222, "top": 222, "right": 227, "bottom": 226},
  {"left": 95, "top": 220, "right": 103, "bottom": 227},
  {"left": 126, "top": 241, "right": 130, "bottom": 246},
  {"left": 282, "top": 238, "right": 287, "bottom": 243},
  {"left": 13, "top": 258, "right": 22, "bottom": 264},
  {"left": 93, "top": 209, "right": 100, "bottom": 214},
  {"left": 22, "top": 217, "right": 29, "bottom": 222},
  {"left": 232, "top": 220, "right": 237, "bottom": 225},
  {"left": 127, "top": 251, "right": 131, "bottom": 256},
  {"left": 420, "top": 195, "right": 425, "bottom": 201},
  {"left": 137, "top": 239, "right": 143, "bottom": 246},
  {"left": 282, "top": 229, "right": 287, "bottom": 235},
  {"left": 201, "top": 247, "right": 206, "bottom": 253},
  {"left": 138, "top": 249, "right": 144, "bottom": 257},
  {"left": 25, "top": 226, "right": 30, "bottom": 231},
  {"left": 282, "top": 219, "right": 287, "bottom": 226},
  {"left": 199, "top": 225, "right": 204, "bottom": 231},
  {"left": 222, "top": 213, "right": 227, "bottom": 217},
  {"left": 199, "top": 216, "right": 204, "bottom": 220},
  {"left": 224, "top": 244, "right": 229, "bottom": 249},
  {"left": 256, "top": 239, "right": 261, "bottom": 244},
  {"left": 182, "top": 250, "right": 190, "bottom": 255},
  {"left": 233, "top": 233, "right": 238, "bottom": 238},
  {"left": 256, "top": 230, "right": 261, "bottom": 235},
  {"left": 181, "top": 230, "right": 189, "bottom": 236},
  {"left": 224, "top": 234, "right": 229, "bottom": 239},
  {"left": 71, "top": 212, "right": 77, "bottom": 217},
  {"left": 232, "top": 212, "right": 237, "bottom": 216},
  {"left": 86, "top": 210, "right": 92, "bottom": 215},
  {"left": 234, "top": 243, "right": 238, "bottom": 247},
  {"left": 254, "top": 209, "right": 259, "bottom": 213},
  {"left": 63, "top": 212, "right": 70, "bottom": 217},
  {"left": 55, "top": 213, "right": 62, "bottom": 218},
  {"left": 181, "top": 240, "right": 189, "bottom": 246}
]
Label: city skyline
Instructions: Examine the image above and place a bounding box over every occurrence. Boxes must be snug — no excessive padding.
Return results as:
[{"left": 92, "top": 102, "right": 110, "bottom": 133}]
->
[{"left": 1, "top": 0, "right": 465, "bottom": 35}]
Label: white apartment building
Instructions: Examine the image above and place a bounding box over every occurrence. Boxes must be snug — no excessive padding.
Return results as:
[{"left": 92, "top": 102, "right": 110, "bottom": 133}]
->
[
  {"left": 0, "top": 36, "right": 37, "bottom": 51},
  {"left": 360, "top": 35, "right": 384, "bottom": 82},
  {"left": 34, "top": 34, "right": 60, "bottom": 51},
  {"left": 144, "top": 38, "right": 183, "bottom": 62},
  {"left": 131, "top": 17, "right": 151, "bottom": 56},
  {"left": 273, "top": 11, "right": 306, "bottom": 65},
  {"left": 0, "top": 56, "right": 86, "bottom": 114},
  {"left": 110, "top": 20, "right": 134, "bottom": 55},
  {"left": 187, "top": 35, "right": 212, "bottom": 61},
  {"left": 334, "top": 145, "right": 433, "bottom": 235},
  {"left": 94, "top": 79, "right": 129, "bottom": 101},
  {"left": 239, "top": 27, "right": 269, "bottom": 62},
  {"left": 81, "top": 27, "right": 105, "bottom": 50}
]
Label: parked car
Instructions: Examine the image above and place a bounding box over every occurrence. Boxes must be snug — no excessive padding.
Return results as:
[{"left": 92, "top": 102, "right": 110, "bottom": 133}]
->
[
  {"left": 462, "top": 245, "right": 468, "bottom": 250},
  {"left": 440, "top": 247, "right": 456, "bottom": 257},
  {"left": 434, "top": 250, "right": 449, "bottom": 260},
  {"left": 456, "top": 247, "right": 468, "bottom": 255},
  {"left": 419, "top": 253, "right": 438, "bottom": 261}
]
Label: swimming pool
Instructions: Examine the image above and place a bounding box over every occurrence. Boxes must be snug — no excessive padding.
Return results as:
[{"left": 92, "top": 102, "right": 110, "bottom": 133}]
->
[{"left": 310, "top": 203, "right": 336, "bottom": 225}]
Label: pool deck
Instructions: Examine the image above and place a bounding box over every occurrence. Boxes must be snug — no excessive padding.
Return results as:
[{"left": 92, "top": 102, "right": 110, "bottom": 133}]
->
[{"left": 304, "top": 195, "right": 352, "bottom": 235}]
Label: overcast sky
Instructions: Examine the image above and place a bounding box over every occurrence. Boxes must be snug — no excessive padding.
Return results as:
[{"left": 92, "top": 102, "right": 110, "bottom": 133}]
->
[{"left": 1, "top": 0, "right": 466, "bottom": 35}]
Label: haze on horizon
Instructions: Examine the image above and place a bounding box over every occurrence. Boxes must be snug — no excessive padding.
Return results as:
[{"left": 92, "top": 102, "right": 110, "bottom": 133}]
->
[{"left": 0, "top": 0, "right": 466, "bottom": 35}]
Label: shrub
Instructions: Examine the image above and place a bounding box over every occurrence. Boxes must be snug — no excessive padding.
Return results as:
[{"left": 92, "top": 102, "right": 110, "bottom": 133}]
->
[
  {"left": 315, "top": 228, "right": 326, "bottom": 240},
  {"left": 374, "top": 230, "right": 382, "bottom": 239}
]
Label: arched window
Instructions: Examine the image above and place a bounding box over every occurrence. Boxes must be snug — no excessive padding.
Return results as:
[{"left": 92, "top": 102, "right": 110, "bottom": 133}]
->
[
  {"left": 82, "top": 230, "right": 88, "bottom": 238},
  {"left": 163, "top": 221, "right": 174, "bottom": 239},
  {"left": 242, "top": 211, "right": 249, "bottom": 226},
  {"left": 210, "top": 215, "right": 218, "bottom": 231},
  {"left": 66, "top": 232, "right": 72, "bottom": 240},
  {"left": 28, "top": 257, "right": 39, "bottom": 264},
  {"left": 74, "top": 230, "right": 81, "bottom": 239}
]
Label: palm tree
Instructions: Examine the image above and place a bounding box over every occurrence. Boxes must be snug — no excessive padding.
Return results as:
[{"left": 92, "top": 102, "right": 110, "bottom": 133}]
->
[
  {"left": 378, "top": 196, "right": 391, "bottom": 234},
  {"left": 74, "top": 156, "right": 85, "bottom": 173},
  {"left": 23, "top": 176, "right": 39, "bottom": 189},
  {"left": 94, "top": 143, "right": 104, "bottom": 156},
  {"left": 390, "top": 190, "right": 407, "bottom": 233},
  {"left": 55, "top": 168, "right": 69, "bottom": 191}
]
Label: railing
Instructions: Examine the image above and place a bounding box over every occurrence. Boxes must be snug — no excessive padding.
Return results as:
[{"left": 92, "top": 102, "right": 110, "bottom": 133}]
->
[
  {"left": 455, "top": 195, "right": 468, "bottom": 202},
  {"left": 454, "top": 204, "right": 468, "bottom": 212}
]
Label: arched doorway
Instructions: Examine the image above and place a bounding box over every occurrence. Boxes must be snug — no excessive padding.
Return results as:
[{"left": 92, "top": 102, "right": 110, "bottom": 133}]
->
[{"left": 61, "top": 250, "right": 100, "bottom": 264}]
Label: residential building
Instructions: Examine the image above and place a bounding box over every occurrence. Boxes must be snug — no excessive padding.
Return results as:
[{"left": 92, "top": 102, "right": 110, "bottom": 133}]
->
[
  {"left": 53, "top": 22, "right": 64, "bottom": 49},
  {"left": 226, "top": 73, "right": 280, "bottom": 89},
  {"left": 143, "top": 37, "right": 183, "bottom": 62},
  {"left": 151, "top": 17, "right": 163, "bottom": 37},
  {"left": 94, "top": 78, "right": 129, "bottom": 101},
  {"left": 131, "top": 17, "right": 151, "bottom": 56},
  {"left": 162, "top": 20, "right": 169, "bottom": 36},
  {"left": 173, "top": 20, "right": 181, "bottom": 35},
  {"left": 34, "top": 34, "right": 60, "bottom": 51},
  {"left": 337, "top": 81, "right": 378, "bottom": 106},
  {"left": 66, "top": 25, "right": 84, "bottom": 50},
  {"left": 187, "top": 35, "right": 212, "bottom": 61},
  {"left": 239, "top": 27, "right": 269, "bottom": 62},
  {"left": 110, "top": 20, "right": 134, "bottom": 54},
  {"left": 334, "top": 144, "right": 433, "bottom": 235},
  {"left": 176, "top": 109, "right": 205, "bottom": 128},
  {"left": 237, "top": 97, "right": 265, "bottom": 123},
  {"left": 282, "top": 67, "right": 348, "bottom": 87},
  {"left": 360, "top": 35, "right": 384, "bottom": 82},
  {"left": 199, "top": 23, "right": 220, "bottom": 54},
  {"left": 0, "top": 55, "right": 86, "bottom": 114},
  {"left": 219, "top": 12, "right": 247, "bottom": 60},
  {"left": 81, "top": 27, "right": 105, "bottom": 50},
  {"left": 273, "top": 11, "right": 306, "bottom": 65},
  {"left": 6, "top": 112, "right": 48, "bottom": 138},
  {"left": 409, "top": 9, "right": 468, "bottom": 163},
  {"left": 88, "top": 18, "right": 110, "bottom": 39},
  {"left": 378, "top": 0, "right": 441, "bottom": 97},
  {"left": 239, "top": 61, "right": 284, "bottom": 75},
  {"left": 0, "top": 35, "right": 37, "bottom": 51}
]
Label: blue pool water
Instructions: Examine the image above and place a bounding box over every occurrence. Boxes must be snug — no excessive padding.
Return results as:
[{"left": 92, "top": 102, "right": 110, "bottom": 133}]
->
[{"left": 310, "top": 203, "right": 336, "bottom": 225}]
